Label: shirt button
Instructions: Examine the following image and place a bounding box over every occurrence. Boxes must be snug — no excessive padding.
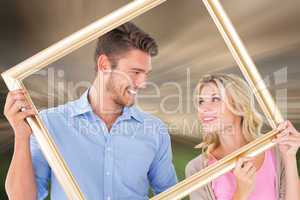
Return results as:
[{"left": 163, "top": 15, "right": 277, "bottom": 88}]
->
[
  {"left": 107, "top": 147, "right": 111, "bottom": 151},
  {"left": 107, "top": 196, "right": 111, "bottom": 200},
  {"left": 106, "top": 172, "right": 110, "bottom": 176}
]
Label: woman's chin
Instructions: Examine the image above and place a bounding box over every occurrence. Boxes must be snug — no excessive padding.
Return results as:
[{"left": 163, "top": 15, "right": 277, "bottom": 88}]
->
[{"left": 202, "top": 126, "right": 218, "bottom": 135}]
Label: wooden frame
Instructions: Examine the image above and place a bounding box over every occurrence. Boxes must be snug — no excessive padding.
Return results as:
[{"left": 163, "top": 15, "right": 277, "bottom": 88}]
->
[{"left": 1, "top": 0, "right": 284, "bottom": 200}]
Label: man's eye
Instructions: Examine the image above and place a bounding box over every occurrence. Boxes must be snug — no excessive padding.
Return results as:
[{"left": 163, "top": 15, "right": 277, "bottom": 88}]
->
[{"left": 132, "top": 71, "right": 140, "bottom": 75}]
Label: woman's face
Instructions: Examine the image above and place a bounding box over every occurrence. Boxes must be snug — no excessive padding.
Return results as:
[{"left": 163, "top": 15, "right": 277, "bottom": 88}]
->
[{"left": 197, "top": 82, "right": 240, "bottom": 135}]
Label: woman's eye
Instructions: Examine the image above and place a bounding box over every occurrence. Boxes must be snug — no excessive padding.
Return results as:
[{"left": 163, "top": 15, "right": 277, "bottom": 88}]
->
[
  {"left": 198, "top": 100, "right": 204, "bottom": 105},
  {"left": 212, "top": 97, "right": 221, "bottom": 102}
]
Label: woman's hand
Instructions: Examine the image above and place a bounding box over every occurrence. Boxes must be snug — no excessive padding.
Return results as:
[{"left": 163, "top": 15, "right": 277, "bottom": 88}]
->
[
  {"left": 273, "top": 120, "right": 300, "bottom": 160},
  {"left": 232, "top": 157, "right": 257, "bottom": 200}
]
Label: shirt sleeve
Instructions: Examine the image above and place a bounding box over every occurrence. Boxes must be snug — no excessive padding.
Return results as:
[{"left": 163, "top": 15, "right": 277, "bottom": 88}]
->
[
  {"left": 30, "top": 112, "right": 51, "bottom": 200},
  {"left": 185, "top": 159, "right": 210, "bottom": 200},
  {"left": 148, "top": 122, "right": 178, "bottom": 195}
]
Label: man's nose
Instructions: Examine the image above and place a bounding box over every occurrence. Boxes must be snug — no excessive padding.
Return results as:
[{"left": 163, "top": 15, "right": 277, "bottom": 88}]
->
[{"left": 134, "top": 75, "right": 147, "bottom": 89}]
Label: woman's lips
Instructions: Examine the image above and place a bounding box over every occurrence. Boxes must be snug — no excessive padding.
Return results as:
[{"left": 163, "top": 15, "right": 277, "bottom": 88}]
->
[{"left": 202, "top": 116, "right": 216, "bottom": 123}]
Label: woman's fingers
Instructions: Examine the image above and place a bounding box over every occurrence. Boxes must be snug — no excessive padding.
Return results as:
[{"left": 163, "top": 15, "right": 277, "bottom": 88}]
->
[
  {"left": 235, "top": 157, "right": 255, "bottom": 174},
  {"left": 276, "top": 140, "right": 300, "bottom": 147},
  {"left": 273, "top": 135, "right": 300, "bottom": 143},
  {"left": 276, "top": 121, "right": 287, "bottom": 132},
  {"left": 241, "top": 162, "right": 254, "bottom": 173},
  {"left": 287, "top": 120, "right": 299, "bottom": 135},
  {"left": 276, "top": 129, "right": 290, "bottom": 138},
  {"left": 248, "top": 166, "right": 257, "bottom": 177}
]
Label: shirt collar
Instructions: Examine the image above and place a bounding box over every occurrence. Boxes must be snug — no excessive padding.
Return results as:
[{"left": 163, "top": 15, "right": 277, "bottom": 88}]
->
[
  {"left": 121, "top": 106, "right": 143, "bottom": 123},
  {"left": 70, "top": 88, "right": 93, "bottom": 117},
  {"left": 70, "top": 88, "right": 143, "bottom": 123}
]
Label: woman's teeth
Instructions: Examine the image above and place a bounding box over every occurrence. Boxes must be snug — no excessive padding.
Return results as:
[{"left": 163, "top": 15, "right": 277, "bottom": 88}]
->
[{"left": 203, "top": 117, "right": 216, "bottom": 122}]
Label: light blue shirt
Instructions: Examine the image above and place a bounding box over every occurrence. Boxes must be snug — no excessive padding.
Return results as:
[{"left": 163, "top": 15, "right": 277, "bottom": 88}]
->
[{"left": 30, "top": 89, "right": 177, "bottom": 200}]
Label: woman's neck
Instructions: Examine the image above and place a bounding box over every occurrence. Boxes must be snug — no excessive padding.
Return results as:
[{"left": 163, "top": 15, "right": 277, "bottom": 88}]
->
[{"left": 214, "top": 123, "right": 247, "bottom": 159}]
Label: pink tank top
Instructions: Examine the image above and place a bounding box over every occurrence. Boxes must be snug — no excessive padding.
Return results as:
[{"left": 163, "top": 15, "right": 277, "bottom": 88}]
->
[{"left": 207, "top": 149, "right": 277, "bottom": 200}]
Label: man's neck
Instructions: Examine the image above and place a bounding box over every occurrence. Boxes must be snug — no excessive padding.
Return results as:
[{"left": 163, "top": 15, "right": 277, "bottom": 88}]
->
[{"left": 88, "top": 84, "right": 123, "bottom": 131}]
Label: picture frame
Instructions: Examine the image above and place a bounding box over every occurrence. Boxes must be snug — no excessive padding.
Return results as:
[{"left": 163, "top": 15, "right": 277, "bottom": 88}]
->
[{"left": 1, "top": 0, "right": 284, "bottom": 199}]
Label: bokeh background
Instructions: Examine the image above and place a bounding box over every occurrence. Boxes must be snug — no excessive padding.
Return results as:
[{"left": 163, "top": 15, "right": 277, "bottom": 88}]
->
[{"left": 1, "top": 0, "right": 300, "bottom": 199}]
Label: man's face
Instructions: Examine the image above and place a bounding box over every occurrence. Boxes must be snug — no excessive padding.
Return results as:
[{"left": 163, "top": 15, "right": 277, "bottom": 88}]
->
[{"left": 106, "top": 49, "right": 152, "bottom": 107}]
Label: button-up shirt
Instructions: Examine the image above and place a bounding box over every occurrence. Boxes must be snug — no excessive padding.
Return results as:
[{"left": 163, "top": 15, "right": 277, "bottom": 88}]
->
[{"left": 30, "top": 89, "right": 177, "bottom": 200}]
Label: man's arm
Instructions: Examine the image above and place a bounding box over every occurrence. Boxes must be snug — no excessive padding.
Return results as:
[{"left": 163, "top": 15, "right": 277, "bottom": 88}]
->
[
  {"left": 4, "top": 89, "right": 50, "bottom": 200},
  {"left": 4, "top": 89, "right": 37, "bottom": 199},
  {"left": 5, "top": 136, "right": 37, "bottom": 200},
  {"left": 148, "top": 123, "right": 178, "bottom": 194}
]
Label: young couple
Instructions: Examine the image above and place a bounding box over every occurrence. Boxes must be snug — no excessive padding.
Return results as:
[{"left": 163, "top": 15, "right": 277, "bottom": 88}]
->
[{"left": 4, "top": 22, "right": 300, "bottom": 200}]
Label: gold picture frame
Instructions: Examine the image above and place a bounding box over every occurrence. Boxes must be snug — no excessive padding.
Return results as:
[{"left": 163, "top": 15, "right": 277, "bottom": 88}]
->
[{"left": 1, "top": 0, "right": 284, "bottom": 200}]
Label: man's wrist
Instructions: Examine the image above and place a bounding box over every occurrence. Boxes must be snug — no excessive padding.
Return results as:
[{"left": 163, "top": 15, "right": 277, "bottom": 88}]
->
[{"left": 14, "top": 134, "right": 31, "bottom": 151}]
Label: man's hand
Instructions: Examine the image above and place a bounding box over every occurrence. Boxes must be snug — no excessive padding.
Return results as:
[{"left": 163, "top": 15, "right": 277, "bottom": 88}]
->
[{"left": 4, "top": 89, "right": 36, "bottom": 140}]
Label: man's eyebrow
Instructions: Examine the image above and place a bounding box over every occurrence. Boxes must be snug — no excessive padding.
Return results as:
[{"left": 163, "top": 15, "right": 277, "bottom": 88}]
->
[
  {"left": 131, "top": 68, "right": 145, "bottom": 72},
  {"left": 131, "top": 68, "right": 152, "bottom": 74}
]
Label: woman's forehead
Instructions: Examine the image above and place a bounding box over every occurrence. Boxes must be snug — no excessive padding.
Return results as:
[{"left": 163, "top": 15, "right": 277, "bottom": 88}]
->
[{"left": 199, "top": 82, "right": 221, "bottom": 97}]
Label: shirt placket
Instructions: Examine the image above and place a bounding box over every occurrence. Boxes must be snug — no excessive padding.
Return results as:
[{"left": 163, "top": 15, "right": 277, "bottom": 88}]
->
[{"left": 103, "top": 123, "right": 114, "bottom": 200}]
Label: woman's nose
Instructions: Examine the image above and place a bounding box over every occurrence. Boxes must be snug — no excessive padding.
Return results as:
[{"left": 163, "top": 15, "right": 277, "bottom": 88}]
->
[{"left": 199, "top": 101, "right": 214, "bottom": 112}]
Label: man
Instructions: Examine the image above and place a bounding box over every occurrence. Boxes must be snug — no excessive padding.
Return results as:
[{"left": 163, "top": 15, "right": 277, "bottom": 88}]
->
[{"left": 4, "top": 22, "right": 177, "bottom": 200}]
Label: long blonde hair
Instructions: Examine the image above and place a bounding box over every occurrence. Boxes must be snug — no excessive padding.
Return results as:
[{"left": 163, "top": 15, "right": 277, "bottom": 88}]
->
[{"left": 195, "top": 74, "right": 263, "bottom": 155}]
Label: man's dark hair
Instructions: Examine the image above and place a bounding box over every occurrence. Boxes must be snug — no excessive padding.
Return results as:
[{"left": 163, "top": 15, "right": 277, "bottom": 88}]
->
[{"left": 94, "top": 22, "right": 158, "bottom": 71}]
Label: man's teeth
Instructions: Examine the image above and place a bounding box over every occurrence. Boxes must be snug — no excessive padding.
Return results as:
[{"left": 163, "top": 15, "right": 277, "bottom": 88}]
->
[{"left": 128, "top": 89, "right": 137, "bottom": 95}]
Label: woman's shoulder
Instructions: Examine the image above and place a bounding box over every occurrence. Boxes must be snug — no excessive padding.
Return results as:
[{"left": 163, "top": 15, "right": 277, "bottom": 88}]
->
[{"left": 185, "top": 154, "right": 208, "bottom": 177}]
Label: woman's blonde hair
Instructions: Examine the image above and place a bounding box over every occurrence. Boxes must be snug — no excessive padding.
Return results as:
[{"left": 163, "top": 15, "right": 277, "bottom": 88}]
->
[{"left": 195, "top": 74, "right": 263, "bottom": 155}]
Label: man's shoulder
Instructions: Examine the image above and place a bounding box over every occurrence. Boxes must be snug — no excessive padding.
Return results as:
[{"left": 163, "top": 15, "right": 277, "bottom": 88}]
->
[
  {"left": 131, "top": 106, "right": 166, "bottom": 126},
  {"left": 38, "top": 100, "right": 74, "bottom": 119}
]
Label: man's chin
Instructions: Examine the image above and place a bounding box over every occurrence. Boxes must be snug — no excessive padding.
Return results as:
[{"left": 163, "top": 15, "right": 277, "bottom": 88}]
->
[
  {"left": 125, "top": 100, "right": 135, "bottom": 107},
  {"left": 118, "top": 98, "right": 135, "bottom": 107}
]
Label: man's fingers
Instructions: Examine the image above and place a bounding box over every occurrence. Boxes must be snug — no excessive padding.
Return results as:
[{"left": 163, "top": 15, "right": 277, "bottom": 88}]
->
[
  {"left": 10, "top": 100, "right": 32, "bottom": 114},
  {"left": 16, "top": 109, "right": 37, "bottom": 120},
  {"left": 4, "top": 90, "right": 27, "bottom": 111}
]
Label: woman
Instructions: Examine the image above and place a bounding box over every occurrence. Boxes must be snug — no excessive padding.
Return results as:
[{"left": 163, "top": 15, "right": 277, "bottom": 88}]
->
[{"left": 186, "top": 74, "right": 300, "bottom": 200}]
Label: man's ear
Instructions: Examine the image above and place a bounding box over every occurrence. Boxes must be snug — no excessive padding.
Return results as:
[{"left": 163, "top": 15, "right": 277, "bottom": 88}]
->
[{"left": 96, "top": 54, "right": 112, "bottom": 73}]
